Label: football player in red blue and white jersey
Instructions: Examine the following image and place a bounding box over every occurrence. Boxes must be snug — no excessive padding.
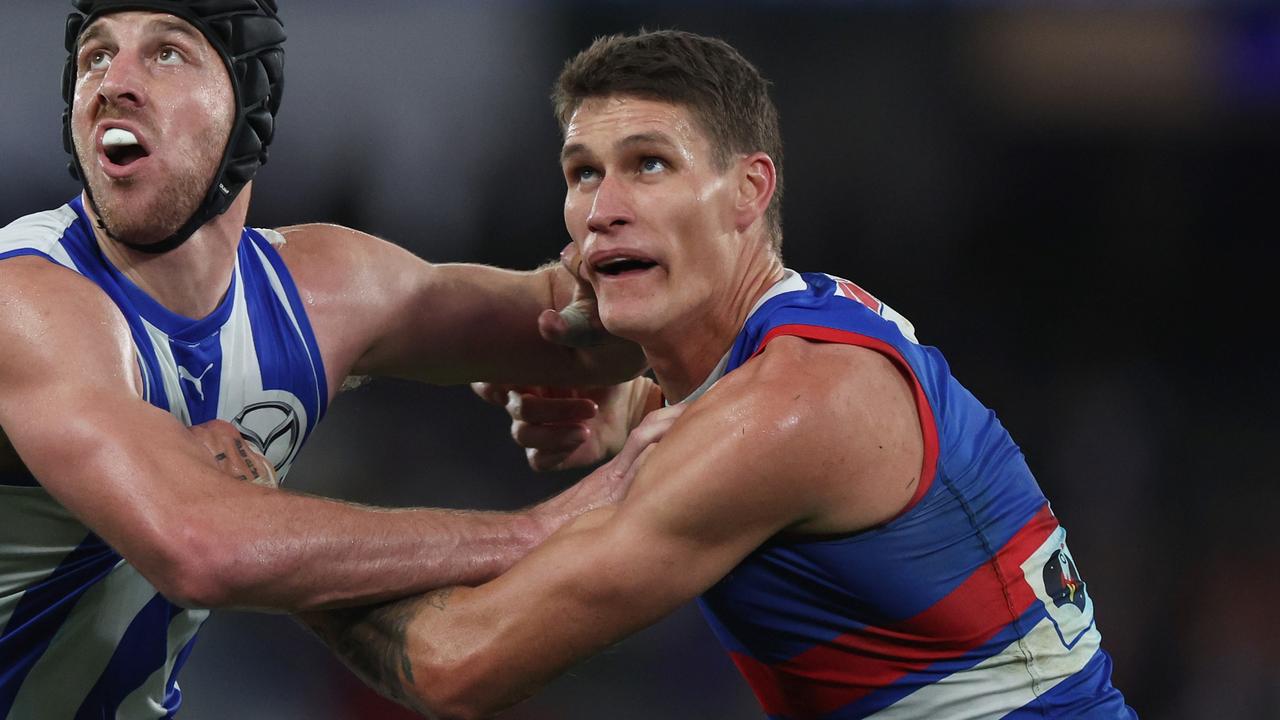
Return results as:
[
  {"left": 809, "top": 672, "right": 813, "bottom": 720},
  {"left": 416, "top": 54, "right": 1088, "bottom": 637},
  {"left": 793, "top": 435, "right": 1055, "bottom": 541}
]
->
[{"left": 310, "top": 30, "right": 1138, "bottom": 719}]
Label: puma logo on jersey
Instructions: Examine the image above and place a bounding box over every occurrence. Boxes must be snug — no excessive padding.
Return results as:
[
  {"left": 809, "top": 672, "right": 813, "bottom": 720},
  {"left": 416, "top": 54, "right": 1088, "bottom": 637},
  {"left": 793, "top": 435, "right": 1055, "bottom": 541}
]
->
[{"left": 178, "top": 363, "right": 214, "bottom": 402}]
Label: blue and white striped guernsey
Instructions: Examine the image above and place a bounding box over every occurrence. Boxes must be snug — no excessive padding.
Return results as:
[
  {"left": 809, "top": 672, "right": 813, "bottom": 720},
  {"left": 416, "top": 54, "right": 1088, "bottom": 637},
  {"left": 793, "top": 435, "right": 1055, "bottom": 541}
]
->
[{"left": 0, "top": 196, "right": 329, "bottom": 719}]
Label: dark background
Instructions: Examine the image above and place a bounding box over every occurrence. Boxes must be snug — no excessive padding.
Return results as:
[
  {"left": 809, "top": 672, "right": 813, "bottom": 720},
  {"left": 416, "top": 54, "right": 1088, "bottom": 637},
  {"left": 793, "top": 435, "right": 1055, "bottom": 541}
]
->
[{"left": 2, "top": 1, "right": 1276, "bottom": 717}]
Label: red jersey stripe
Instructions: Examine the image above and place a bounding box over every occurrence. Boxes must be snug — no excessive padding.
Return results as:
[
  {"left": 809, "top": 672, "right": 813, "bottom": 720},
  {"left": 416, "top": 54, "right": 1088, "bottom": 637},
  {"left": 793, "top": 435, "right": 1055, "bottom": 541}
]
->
[{"left": 732, "top": 504, "right": 1059, "bottom": 718}]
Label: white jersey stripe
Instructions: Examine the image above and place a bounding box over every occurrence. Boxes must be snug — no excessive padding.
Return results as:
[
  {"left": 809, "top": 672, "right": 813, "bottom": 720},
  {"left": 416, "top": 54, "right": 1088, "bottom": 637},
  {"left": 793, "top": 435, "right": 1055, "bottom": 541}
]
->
[
  {"left": 115, "top": 608, "right": 210, "bottom": 719},
  {"left": 216, "top": 262, "right": 264, "bottom": 419},
  {"left": 0, "top": 487, "right": 92, "bottom": 600},
  {"left": 0, "top": 489, "right": 99, "bottom": 649},
  {"left": 0, "top": 205, "right": 77, "bottom": 260},
  {"left": 0, "top": 207, "right": 85, "bottom": 276},
  {"left": 0, "top": 603, "right": 14, "bottom": 653},
  {"left": 41, "top": 240, "right": 78, "bottom": 272},
  {"left": 141, "top": 317, "right": 191, "bottom": 425},
  {"left": 868, "top": 619, "right": 1102, "bottom": 719},
  {"left": 6, "top": 561, "right": 155, "bottom": 719}
]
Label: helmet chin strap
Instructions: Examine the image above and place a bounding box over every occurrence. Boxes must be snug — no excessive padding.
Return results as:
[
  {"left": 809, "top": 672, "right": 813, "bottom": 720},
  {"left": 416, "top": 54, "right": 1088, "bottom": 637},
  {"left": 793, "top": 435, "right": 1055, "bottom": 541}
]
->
[
  {"left": 118, "top": 227, "right": 197, "bottom": 255},
  {"left": 75, "top": 151, "right": 226, "bottom": 256}
]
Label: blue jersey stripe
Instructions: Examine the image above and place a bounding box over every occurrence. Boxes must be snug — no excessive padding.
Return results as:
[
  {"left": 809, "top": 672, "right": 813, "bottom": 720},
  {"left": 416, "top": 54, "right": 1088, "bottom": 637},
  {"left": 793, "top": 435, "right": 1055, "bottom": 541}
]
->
[
  {"left": 239, "top": 236, "right": 318, "bottom": 430},
  {"left": 74, "top": 593, "right": 180, "bottom": 719},
  {"left": 702, "top": 429, "right": 1047, "bottom": 661},
  {"left": 64, "top": 201, "right": 236, "bottom": 343},
  {"left": 162, "top": 633, "right": 201, "bottom": 717},
  {"left": 168, "top": 338, "right": 224, "bottom": 425},
  {"left": 246, "top": 230, "right": 329, "bottom": 423},
  {"left": 0, "top": 535, "right": 119, "bottom": 716}
]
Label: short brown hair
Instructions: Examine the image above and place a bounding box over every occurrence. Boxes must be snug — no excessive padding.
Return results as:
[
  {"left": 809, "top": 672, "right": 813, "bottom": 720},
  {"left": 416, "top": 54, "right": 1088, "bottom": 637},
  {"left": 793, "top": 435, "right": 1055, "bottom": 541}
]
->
[{"left": 554, "top": 30, "right": 784, "bottom": 250}]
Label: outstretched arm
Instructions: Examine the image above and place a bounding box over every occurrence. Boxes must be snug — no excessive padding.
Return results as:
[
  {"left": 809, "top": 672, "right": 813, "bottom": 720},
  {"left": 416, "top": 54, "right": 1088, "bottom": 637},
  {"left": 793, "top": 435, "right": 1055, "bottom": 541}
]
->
[
  {"left": 274, "top": 224, "right": 645, "bottom": 392},
  {"left": 0, "top": 258, "right": 627, "bottom": 613},
  {"left": 304, "top": 337, "right": 925, "bottom": 719}
]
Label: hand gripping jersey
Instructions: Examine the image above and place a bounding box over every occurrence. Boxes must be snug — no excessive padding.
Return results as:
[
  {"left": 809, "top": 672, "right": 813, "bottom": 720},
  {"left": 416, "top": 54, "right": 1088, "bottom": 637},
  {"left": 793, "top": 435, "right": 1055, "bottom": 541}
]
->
[
  {"left": 693, "top": 271, "right": 1135, "bottom": 719},
  {"left": 0, "top": 197, "right": 327, "bottom": 719}
]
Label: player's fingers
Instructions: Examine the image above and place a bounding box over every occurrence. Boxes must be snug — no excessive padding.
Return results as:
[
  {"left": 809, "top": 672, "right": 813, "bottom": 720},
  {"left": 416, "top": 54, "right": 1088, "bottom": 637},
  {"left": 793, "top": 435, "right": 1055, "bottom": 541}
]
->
[
  {"left": 538, "top": 306, "right": 611, "bottom": 348},
  {"left": 507, "top": 393, "right": 598, "bottom": 424},
  {"left": 610, "top": 403, "right": 686, "bottom": 473},
  {"left": 471, "top": 381, "right": 503, "bottom": 405},
  {"left": 561, "top": 241, "right": 584, "bottom": 278},
  {"left": 526, "top": 448, "right": 572, "bottom": 473},
  {"left": 505, "top": 390, "right": 592, "bottom": 422},
  {"left": 511, "top": 421, "right": 589, "bottom": 452},
  {"left": 228, "top": 438, "right": 279, "bottom": 488},
  {"left": 224, "top": 436, "right": 274, "bottom": 488},
  {"left": 473, "top": 382, "right": 538, "bottom": 407},
  {"left": 190, "top": 421, "right": 279, "bottom": 489},
  {"left": 188, "top": 420, "right": 242, "bottom": 463},
  {"left": 192, "top": 418, "right": 240, "bottom": 442},
  {"left": 635, "top": 403, "right": 686, "bottom": 436},
  {"left": 188, "top": 425, "right": 223, "bottom": 461}
]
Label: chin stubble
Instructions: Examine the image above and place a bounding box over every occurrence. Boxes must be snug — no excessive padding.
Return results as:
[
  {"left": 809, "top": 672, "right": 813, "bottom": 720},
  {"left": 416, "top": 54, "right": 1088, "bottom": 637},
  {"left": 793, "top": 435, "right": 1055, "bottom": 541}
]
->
[
  {"left": 89, "top": 170, "right": 207, "bottom": 246},
  {"left": 78, "top": 120, "right": 229, "bottom": 248}
]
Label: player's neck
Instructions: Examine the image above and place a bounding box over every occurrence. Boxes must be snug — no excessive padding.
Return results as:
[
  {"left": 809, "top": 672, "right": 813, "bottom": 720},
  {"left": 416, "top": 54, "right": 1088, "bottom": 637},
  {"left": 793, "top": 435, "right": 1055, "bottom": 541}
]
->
[
  {"left": 647, "top": 249, "right": 784, "bottom": 403},
  {"left": 87, "top": 190, "right": 249, "bottom": 320}
]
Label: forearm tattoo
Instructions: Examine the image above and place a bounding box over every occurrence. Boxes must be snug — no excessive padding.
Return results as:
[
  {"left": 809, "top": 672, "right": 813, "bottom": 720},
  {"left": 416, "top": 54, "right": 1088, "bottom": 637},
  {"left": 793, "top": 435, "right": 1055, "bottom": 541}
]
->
[{"left": 304, "top": 588, "right": 455, "bottom": 715}]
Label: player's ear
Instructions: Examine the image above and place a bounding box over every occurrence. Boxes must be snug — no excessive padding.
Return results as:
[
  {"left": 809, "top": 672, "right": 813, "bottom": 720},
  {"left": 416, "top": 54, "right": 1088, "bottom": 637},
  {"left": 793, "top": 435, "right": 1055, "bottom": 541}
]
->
[{"left": 734, "top": 152, "right": 776, "bottom": 233}]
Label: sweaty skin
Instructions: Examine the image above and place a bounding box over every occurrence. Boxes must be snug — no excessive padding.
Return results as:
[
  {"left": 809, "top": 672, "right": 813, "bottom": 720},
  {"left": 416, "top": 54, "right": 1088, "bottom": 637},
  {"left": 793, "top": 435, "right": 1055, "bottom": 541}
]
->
[
  {"left": 303, "top": 95, "right": 924, "bottom": 719},
  {"left": 0, "top": 11, "right": 644, "bottom": 615}
]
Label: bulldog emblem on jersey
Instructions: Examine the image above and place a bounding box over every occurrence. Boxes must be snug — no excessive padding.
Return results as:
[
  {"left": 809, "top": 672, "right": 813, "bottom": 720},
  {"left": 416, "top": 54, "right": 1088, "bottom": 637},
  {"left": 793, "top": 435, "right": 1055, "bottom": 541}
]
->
[
  {"left": 233, "top": 393, "right": 304, "bottom": 476},
  {"left": 1041, "top": 544, "right": 1088, "bottom": 613},
  {"left": 1022, "top": 529, "right": 1095, "bottom": 649}
]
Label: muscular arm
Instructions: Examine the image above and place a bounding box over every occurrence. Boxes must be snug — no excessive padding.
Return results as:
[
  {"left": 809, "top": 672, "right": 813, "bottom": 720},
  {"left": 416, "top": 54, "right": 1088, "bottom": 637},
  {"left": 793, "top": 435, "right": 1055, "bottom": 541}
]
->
[
  {"left": 0, "top": 258, "right": 602, "bottom": 613},
  {"left": 275, "top": 224, "right": 644, "bottom": 391},
  {"left": 306, "top": 337, "right": 925, "bottom": 719}
]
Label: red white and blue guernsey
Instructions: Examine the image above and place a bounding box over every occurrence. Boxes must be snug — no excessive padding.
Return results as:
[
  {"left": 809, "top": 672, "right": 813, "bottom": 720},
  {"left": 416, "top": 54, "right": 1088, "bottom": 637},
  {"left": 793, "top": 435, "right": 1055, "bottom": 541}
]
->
[
  {"left": 690, "top": 270, "right": 1135, "bottom": 719},
  {"left": 0, "top": 197, "right": 328, "bottom": 719}
]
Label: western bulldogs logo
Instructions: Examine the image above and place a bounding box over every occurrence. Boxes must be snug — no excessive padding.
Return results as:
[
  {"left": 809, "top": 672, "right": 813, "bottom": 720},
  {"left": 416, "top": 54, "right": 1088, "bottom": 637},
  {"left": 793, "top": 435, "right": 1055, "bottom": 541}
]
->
[
  {"left": 234, "top": 399, "right": 302, "bottom": 474},
  {"left": 1023, "top": 530, "right": 1095, "bottom": 649},
  {"left": 1042, "top": 544, "right": 1088, "bottom": 613}
]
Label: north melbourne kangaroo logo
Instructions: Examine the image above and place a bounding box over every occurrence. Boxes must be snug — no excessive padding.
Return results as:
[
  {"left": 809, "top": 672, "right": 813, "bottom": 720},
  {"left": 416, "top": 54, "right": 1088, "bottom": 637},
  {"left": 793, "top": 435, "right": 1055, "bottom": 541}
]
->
[{"left": 178, "top": 363, "right": 214, "bottom": 402}]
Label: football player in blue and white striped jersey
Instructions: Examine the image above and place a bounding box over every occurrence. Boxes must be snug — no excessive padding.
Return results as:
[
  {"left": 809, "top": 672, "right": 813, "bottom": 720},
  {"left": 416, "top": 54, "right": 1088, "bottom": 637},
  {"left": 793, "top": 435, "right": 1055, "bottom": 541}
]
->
[{"left": 0, "top": 3, "right": 650, "bottom": 718}]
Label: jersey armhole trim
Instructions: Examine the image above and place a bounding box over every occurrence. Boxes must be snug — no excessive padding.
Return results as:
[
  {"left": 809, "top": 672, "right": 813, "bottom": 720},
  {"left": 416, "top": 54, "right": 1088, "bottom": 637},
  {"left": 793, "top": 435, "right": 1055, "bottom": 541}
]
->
[
  {"left": 752, "top": 323, "right": 940, "bottom": 522},
  {"left": 254, "top": 227, "right": 286, "bottom": 248},
  {"left": 0, "top": 249, "right": 58, "bottom": 264}
]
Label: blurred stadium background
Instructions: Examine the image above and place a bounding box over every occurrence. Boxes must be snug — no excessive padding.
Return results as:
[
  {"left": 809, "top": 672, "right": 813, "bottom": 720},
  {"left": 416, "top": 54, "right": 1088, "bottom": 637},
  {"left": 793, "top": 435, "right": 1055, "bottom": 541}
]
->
[{"left": 2, "top": 0, "right": 1277, "bottom": 717}]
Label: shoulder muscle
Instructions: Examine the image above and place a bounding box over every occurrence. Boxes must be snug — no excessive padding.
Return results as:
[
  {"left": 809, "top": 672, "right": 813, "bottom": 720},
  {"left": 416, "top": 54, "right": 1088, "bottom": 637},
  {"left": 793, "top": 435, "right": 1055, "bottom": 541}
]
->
[
  {"left": 624, "top": 335, "right": 922, "bottom": 553},
  {"left": 0, "top": 257, "right": 140, "bottom": 398}
]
